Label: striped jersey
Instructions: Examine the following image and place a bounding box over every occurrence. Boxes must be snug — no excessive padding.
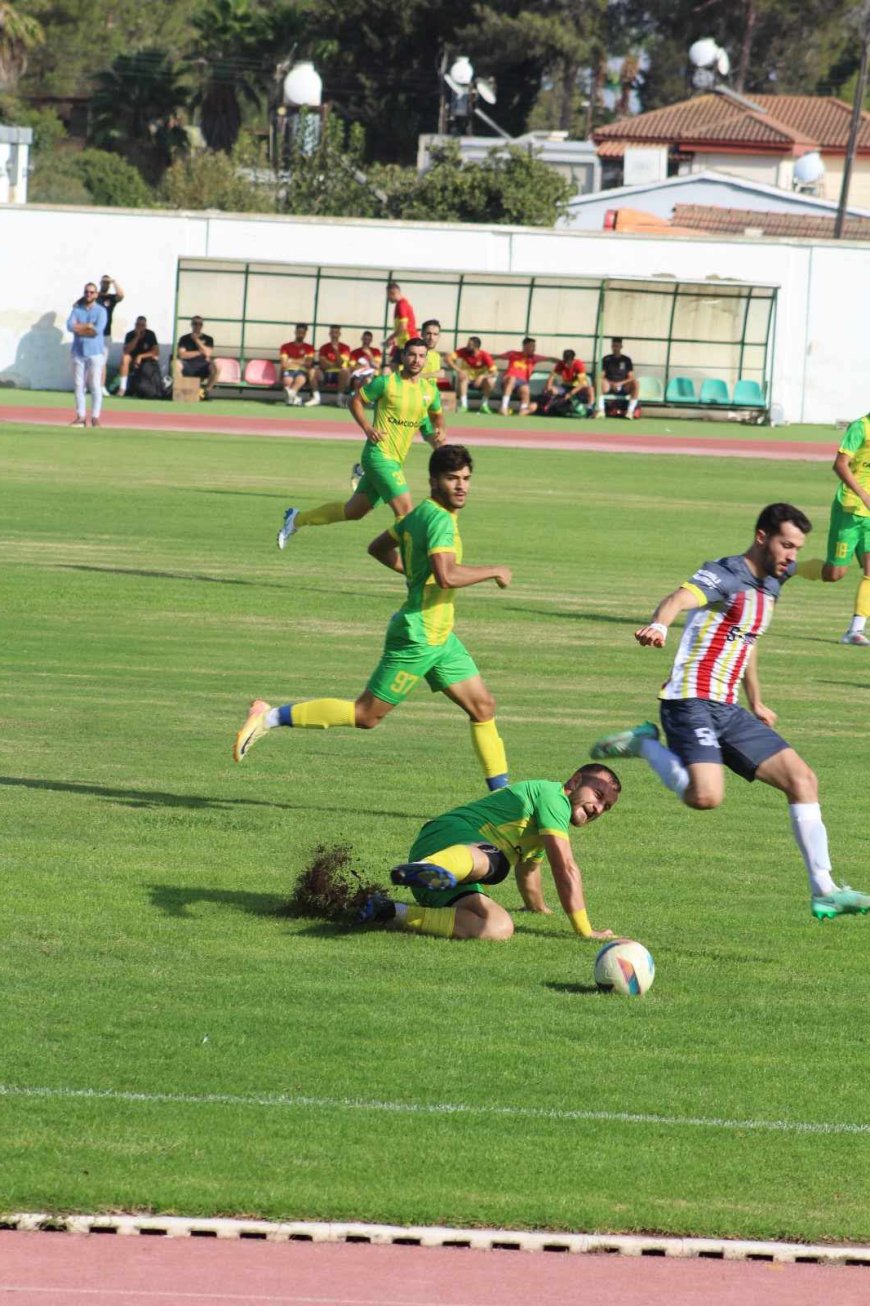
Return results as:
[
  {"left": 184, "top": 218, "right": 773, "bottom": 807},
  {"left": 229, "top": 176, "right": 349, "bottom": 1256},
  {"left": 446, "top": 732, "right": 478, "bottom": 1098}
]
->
[
  {"left": 359, "top": 371, "right": 441, "bottom": 465},
  {"left": 387, "top": 498, "right": 461, "bottom": 647},
  {"left": 659, "top": 555, "right": 789, "bottom": 704},
  {"left": 835, "top": 414, "right": 870, "bottom": 518}
]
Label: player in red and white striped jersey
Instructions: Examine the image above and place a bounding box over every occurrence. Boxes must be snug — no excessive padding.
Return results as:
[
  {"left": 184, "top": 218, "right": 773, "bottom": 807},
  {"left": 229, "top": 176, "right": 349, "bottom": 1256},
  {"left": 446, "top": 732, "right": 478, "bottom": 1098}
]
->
[{"left": 591, "top": 503, "right": 870, "bottom": 921}]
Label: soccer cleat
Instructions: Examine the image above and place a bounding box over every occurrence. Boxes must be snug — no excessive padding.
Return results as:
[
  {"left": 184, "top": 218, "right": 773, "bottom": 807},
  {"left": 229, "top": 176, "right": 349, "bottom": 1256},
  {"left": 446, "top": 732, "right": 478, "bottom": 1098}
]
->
[
  {"left": 390, "top": 861, "right": 457, "bottom": 892},
  {"left": 590, "top": 721, "right": 660, "bottom": 760},
  {"left": 355, "top": 892, "right": 397, "bottom": 926},
  {"left": 303, "top": 391, "right": 320, "bottom": 407},
  {"left": 233, "top": 699, "right": 272, "bottom": 763},
  {"left": 479, "top": 400, "right": 491, "bottom": 414},
  {"left": 839, "top": 631, "right": 870, "bottom": 646},
  {"left": 70, "top": 417, "right": 86, "bottom": 427},
  {"left": 90, "top": 418, "right": 101, "bottom": 428},
  {"left": 350, "top": 462, "right": 364, "bottom": 492},
  {"left": 811, "top": 885, "right": 870, "bottom": 920},
  {"left": 277, "top": 507, "right": 299, "bottom": 550}
]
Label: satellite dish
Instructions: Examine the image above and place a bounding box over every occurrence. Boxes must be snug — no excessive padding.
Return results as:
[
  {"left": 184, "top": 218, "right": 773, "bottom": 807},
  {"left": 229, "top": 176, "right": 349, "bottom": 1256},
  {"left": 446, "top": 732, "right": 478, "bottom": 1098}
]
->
[
  {"left": 476, "top": 78, "right": 497, "bottom": 105},
  {"left": 689, "top": 38, "right": 718, "bottom": 68},
  {"left": 449, "top": 56, "right": 474, "bottom": 87},
  {"left": 716, "top": 49, "right": 731, "bottom": 76},
  {"left": 794, "top": 151, "right": 825, "bottom": 184}
]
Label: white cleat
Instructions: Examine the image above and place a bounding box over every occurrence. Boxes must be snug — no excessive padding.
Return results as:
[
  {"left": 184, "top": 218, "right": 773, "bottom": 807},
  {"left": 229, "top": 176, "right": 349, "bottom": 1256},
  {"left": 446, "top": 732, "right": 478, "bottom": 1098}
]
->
[
  {"left": 839, "top": 631, "right": 870, "bottom": 646},
  {"left": 303, "top": 392, "right": 320, "bottom": 407},
  {"left": 277, "top": 507, "right": 299, "bottom": 550}
]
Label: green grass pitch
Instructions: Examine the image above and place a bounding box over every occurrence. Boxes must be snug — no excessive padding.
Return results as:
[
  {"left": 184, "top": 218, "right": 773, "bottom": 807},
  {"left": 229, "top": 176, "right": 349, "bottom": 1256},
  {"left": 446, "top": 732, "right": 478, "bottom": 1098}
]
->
[{"left": 2, "top": 418, "right": 869, "bottom": 1242}]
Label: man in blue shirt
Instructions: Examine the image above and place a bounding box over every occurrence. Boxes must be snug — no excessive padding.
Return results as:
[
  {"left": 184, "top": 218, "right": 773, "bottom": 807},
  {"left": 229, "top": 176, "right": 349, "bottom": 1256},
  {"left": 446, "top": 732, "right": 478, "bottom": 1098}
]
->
[{"left": 67, "top": 282, "right": 108, "bottom": 427}]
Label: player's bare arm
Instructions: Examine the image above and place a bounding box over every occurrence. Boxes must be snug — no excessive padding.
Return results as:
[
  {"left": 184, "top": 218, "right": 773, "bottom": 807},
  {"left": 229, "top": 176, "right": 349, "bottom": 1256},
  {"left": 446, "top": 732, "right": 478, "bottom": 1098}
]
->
[
  {"left": 833, "top": 450, "right": 870, "bottom": 512},
  {"left": 543, "top": 834, "right": 613, "bottom": 940},
  {"left": 367, "top": 530, "right": 404, "bottom": 574},
  {"left": 742, "top": 642, "right": 777, "bottom": 726},
  {"left": 515, "top": 859, "right": 552, "bottom": 914},
  {"left": 425, "top": 410, "right": 445, "bottom": 448},
  {"left": 430, "top": 552, "right": 511, "bottom": 591},
  {"left": 635, "top": 586, "right": 701, "bottom": 646},
  {"left": 349, "top": 391, "right": 381, "bottom": 443}
]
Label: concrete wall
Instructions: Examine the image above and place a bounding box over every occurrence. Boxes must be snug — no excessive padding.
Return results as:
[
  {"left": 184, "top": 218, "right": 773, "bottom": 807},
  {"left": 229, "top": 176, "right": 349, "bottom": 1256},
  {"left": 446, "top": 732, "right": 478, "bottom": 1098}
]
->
[{"left": 0, "top": 202, "right": 867, "bottom": 424}]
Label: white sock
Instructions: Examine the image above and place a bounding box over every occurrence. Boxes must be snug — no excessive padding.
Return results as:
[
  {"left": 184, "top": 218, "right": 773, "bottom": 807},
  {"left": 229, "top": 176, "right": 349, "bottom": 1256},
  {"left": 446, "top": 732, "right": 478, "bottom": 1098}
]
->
[
  {"left": 639, "top": 737, "right": 689, "bottom": 797},
  {"left": 596, "top": 399, "right": 605, "bottom": 412},
  {"left": 849, "top": 614, "right": 867, "bottom": 634},
  {"left": 394, "top": 903, "right": 408, "bottom": 922},
  {"left": 265, "top": 708, "right": 281, "bottom": 728},
  {"left": 500, "top": 401, "right": 509, "bottom": 413},
  {"left": 118, "top": 378, "right": 127, "bottom": 395},
  {"left": 627, "top": 399, "right": 638, "bottom": 415},
  {"left": 789, "top": 802, "right": 836, "bottom": 896}
]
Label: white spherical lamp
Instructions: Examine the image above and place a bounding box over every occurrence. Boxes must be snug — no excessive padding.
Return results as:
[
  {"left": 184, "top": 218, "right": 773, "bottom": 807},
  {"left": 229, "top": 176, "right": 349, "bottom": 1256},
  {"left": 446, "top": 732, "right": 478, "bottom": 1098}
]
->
[
  {"left": 449, "top": 56, "right": 474, "bottom": 87},
  {"left": 689, "top": 38, "right": 718, "bottom": 68},
  {"left": 794, "top": 151, "right": 825, "bottom": 184},
  {"left": 283, "top": 61, "right": 323, "bottom": 108}
]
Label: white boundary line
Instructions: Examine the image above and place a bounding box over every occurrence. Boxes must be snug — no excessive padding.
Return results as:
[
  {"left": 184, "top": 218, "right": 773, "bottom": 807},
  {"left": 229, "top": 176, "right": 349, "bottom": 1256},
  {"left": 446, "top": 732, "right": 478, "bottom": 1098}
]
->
[
  {"left": 2, "top": 1082, "right": 870, "bottom": 1137},
  {"left": 4, "top": 1213, "right": 870, "bottom": 1265}
]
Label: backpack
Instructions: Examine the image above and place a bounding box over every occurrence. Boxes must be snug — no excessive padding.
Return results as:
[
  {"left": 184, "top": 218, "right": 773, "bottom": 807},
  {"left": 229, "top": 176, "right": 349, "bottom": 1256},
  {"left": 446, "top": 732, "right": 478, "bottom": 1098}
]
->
[{"left": 131, "top": 357, "right": 165, "bottom": 399}]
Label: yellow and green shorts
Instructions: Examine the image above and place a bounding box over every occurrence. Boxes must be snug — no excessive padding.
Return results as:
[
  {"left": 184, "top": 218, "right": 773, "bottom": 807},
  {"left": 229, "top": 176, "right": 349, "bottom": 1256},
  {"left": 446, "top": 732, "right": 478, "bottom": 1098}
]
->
[
  {"left": 826, "top": 499, "right": 870, "bottom": 567},
  {"left": 367, "top": 631, "right": 479, "bottom": 707},
  {"left": 355, "top": 444, "right": 409, "bottom": 508}
]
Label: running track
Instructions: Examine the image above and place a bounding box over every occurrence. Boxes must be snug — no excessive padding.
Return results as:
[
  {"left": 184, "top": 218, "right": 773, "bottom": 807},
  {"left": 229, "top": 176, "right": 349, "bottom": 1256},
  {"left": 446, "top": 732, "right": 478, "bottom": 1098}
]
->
[
  {"left": 0, "top": 401, "right": 846, "bottom": 1303},
  {"left": 0, "top": 403, "right": 835, "bottom": 461}
]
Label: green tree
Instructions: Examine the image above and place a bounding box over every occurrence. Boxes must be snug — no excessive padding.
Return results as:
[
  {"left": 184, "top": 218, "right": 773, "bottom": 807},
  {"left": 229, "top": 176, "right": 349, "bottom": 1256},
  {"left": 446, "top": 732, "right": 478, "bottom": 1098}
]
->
[
  {"left": 161, "top": 144, "right": 271, "bottom": 210},
  {"left": 88, "top": 50, "right": 189, "bottom": 184},
  {"left": 279, "top": 111, "right": 383, "bottom": 217},
  {"left": 0, "top": 0, "right": 43, "bottom": 92},
  {"left": 187, "top": 0, "right": 268, "bottom": 152},
  {"left": 28, "top": 147, "right": 153, "bottom": 205}
]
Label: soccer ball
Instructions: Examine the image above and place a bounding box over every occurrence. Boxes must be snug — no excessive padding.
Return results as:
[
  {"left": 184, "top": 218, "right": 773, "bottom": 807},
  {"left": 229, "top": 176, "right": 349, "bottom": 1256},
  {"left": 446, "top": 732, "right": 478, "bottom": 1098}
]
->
[{"left": 594, "top": 939, "right": 655, "bottom": 996}]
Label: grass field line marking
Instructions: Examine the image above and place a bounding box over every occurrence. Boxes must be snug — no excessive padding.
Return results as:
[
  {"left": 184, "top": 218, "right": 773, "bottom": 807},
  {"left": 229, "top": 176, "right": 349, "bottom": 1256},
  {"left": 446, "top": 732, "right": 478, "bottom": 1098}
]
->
[{"left": 2, "top": 1082, "right": 870, "bottom": 1137}]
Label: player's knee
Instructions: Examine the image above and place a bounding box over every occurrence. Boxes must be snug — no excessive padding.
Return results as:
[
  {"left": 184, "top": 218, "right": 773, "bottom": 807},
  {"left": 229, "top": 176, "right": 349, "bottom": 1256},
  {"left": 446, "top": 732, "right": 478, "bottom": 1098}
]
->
[
  {"left": 685, "top": 788, "right": 722, "bottom": 811},
  {"left": 473, "top": 693, "right": 497, "bottom": 720},
  {"left": 479, "top": 910, "right": 514, "bottom": 941},
  {"left": 787, "top": 758, "right": 818, "bottom": 802}
]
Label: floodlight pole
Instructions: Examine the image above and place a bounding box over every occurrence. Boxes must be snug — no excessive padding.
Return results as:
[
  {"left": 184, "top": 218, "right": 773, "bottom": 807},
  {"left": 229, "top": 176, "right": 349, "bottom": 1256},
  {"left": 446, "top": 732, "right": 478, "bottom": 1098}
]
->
[{"left": 834, "top": 10, "right": 870, "bottom": 238}]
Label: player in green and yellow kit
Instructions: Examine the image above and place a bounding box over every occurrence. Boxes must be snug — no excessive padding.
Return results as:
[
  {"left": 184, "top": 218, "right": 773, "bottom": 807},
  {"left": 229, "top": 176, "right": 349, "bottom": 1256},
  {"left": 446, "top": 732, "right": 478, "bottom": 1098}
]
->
[
  {"left": 354, "top": 764, "right": 621, "bottom": 941},
  {"left": 795, "top": 413, "right": 870, "bottom": 644},
  {"left": 238, "top": 444, "right": 513, "bottom": 790},
  {"left": 277, "top": 337, "right": 443, "bottom": 549}
]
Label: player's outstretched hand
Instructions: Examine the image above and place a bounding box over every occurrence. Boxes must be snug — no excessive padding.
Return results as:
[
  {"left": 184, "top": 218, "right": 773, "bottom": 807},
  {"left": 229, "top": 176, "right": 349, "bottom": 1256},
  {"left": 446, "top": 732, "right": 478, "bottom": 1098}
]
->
[
  {"left": 494, "top": 567, "right": 512, "bottom": 589},
  {"left": 635, "top": 624, "right": 666, "bottom": 647},
  {"left": 752, "top": 702, "right": 777, "bottom": 727},
  {"left": 588, "top": 928, "right": 615, "bottom": 940}
]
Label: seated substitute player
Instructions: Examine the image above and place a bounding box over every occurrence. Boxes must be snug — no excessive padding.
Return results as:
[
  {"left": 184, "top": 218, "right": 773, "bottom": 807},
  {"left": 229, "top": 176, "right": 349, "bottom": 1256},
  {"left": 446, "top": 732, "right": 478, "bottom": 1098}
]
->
[
  {"left": 306, "top": 325, "right": 352, "bottom": 408},
  {"left": 276, "top": 337, "right": 443, "bottom": 549},
  {"left": 448, "top": 336, "right": 498, "bottom": 413},
  {"left": 357, "top": 765, "right": 620, "bottom": 941},
  {"left": 539, "top": 349, "right": 594, "bottom": 416},
  {"left": 349, "top": 331, "right": 383, "bottom": 393},
  {"left": 794, "top": 411, "right": 870, "bottom": 646},
  {"left": 594, "top": 337, "right": 638, "bottom": 419},
  {"left": 238, "top": 445, "right": 512, "bottom": 792},
  {"left": 279, "top": 323, "right": 315, "bottom": 406},
  {"left": 590, "top": 503, "right": 870, "bottom": 921},
  {"left": 497, "top": 337, "right": 553, "bottom": 416}
]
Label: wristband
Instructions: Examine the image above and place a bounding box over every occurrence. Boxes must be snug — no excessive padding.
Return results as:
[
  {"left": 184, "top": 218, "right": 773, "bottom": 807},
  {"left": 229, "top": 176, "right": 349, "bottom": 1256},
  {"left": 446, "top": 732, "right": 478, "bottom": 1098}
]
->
[
  {"left": 569, "top": 908, "right": 592, "bottom": 937},
  {"left": 649, "top": 621, "right": 668, "bottom": 640}
]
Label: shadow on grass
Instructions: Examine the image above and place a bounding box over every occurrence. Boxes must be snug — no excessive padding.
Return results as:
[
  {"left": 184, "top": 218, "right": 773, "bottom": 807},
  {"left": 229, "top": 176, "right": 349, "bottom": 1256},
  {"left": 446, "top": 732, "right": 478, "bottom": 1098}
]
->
[
  {"left": 544, "top": 980, "right": 601, "bottom": 996},
  {"left": 505, "top": 606, "right": 636, "bottom": 626},
  {"left": 56, "top": 563, "right": 284, "bottom": 589},
  {"left": 149, "top": 884, "right": 355, "bottom": 937}
]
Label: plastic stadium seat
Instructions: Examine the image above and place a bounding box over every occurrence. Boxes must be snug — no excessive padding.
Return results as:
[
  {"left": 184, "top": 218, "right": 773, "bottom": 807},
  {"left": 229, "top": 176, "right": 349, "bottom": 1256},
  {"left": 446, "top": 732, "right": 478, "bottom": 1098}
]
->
[
  {"left": 700, "top": 378, "right": 730, "bottom": 405},
  {"left": 243, "top": 359, "right": 278, "bottom": 386},
  {"left": 665, "top": 376, "right": 697, "bottom": 403},
  {"left": 214, "top": 357, "right": 241, "bottom": 383},
  {"left": 732, "top": 379, "right": 766, "bottom": 407},
  {"left": 637, "top": 376, "right": 664, "bottom": 403}
]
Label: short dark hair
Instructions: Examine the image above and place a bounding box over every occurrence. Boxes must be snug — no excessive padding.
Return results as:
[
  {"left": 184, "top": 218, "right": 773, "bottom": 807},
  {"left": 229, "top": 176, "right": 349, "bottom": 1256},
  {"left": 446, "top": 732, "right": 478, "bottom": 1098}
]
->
[
  {"left": 362, "top": 329, "right": 373, "bottom": 339},
  {"left": 421, "top": 318, "right": 440, "bottom": 332},
  {"left": 387, "top": 281, "right": 400, "bottom": 291},
  {"left": 403, "top": 336, "right": 426, "bottom": 352},
  {"left": 611, "top": 337, "right": 623, "bottom": 345},
  {"left": 522, "top": 336, "right": 535, "bottom": 346},
  {"left": 469, "top": 335, "right": 481, "bottom": 348},
  {"left": 573, "top": 763, "right": 622, "bottom": 794},
  {"left": 429, "top": 444, "right": 473, "bottom": 476},
  {"left": 755, "top": 503, "right": 812, "bottom": 537},
  {"left": 295, "top": 322, "right": 308, "bottom": 330},
  {"left": 562, "top": 349, "right": 576, "bottom": 360},
  {"left": 329, "top": 324, "right": 341, "bottom": 331}
]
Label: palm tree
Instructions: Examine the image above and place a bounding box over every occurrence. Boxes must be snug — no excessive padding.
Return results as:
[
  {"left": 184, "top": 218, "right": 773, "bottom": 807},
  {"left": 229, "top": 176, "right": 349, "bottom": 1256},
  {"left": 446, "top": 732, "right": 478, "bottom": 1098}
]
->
[
  {"left": 188, "top": 0, "right": 268, "bottom": 152},
  {"left": 88, "top": 50, "right": 190, "bottom": 184},
  {"left": 0, "top": 1, "right": 44, "bottom": 94}
]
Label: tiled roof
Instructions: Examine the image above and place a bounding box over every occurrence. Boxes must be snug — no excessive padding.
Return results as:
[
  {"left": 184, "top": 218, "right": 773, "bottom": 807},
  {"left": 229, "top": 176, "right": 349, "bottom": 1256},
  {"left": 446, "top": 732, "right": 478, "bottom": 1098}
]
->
[
  {"left": 593, "top": 93, "right": 870, "bottom": 155},
  {"left": 672, "top": 203, "right": 870, "bottom": 240}
]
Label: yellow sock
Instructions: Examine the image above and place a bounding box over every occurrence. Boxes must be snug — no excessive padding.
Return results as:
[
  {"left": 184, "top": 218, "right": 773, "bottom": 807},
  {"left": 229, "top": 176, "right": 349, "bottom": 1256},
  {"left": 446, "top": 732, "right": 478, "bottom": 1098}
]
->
[
  {"left": 422, "top": 845, "right": 476, "bottom": 883},
  {"left": 290, "top": 699, "right": 356, "bottom": 728},
  {"left": 402, "top": 905, "right": 457, "bottom": 938},
  {"left": 296, "top": 501, "right": 346, "bottom": 528},
  {"left": 796, "top": 558, "right": 824, "bottom": 580},
  {"left": 856, "top": 576, "right": 870, "bottom": 618},
  {"left": 470, "top": 719, "right": 508, "bottom": 788}
]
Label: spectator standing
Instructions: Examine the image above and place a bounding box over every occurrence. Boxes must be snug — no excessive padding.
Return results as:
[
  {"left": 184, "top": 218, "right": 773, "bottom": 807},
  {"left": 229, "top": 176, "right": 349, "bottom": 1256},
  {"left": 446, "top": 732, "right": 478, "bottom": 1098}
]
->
[
  {"left": 67, "top": 282, "right": 108, "bottom": 427},
  {"left": 118, "top": 316, "right": 160, "bottom": 396},
  {"left": 96, "top": 273, "right": 124, "bottom": 396},
  {"left": 280, "top": 323, "right": 315, "bottom": 406},
  {"left": 176, "top": 316, "right": 219, "bottom": 399},
  {"left": 497, "top": 337, "right": 554, "bottom": 417},
  {"left": 385, "top": 282, "right": 416, "bottom": 369},
  {"left": 595, "top": 337, "right": 639, "bottom": 419},
  {"left": 448, "top": 336, "right": 498, "bottom": 413},
  {"left": 308, "top": 325, "right": 352, "bottom": 408}
]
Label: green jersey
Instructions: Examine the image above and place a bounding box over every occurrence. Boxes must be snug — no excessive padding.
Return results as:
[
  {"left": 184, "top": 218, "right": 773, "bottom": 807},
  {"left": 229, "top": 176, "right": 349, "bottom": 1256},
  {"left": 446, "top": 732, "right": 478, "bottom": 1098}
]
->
[
  {"left": 410, "top": 780, "right": 572, "bottom": 868},
  {"left": 388, "top": 498, "right": 461, "bottom": 647},
  {"left": 836, "top": 415, "right": 870, "bottom": 518},
  {"left": 360, "top": 371, "right": 442, "bottom": 465}
]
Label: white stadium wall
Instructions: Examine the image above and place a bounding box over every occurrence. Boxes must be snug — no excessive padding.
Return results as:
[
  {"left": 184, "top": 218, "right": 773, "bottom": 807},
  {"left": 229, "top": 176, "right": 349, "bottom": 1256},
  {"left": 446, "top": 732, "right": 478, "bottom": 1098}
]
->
[{"left": 0, "top": 203, "right": 867, "bottom": 425}]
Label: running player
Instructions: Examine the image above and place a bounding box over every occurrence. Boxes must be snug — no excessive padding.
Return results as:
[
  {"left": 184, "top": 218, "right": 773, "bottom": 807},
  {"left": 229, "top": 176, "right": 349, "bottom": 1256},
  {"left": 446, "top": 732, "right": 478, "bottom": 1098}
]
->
[
  {"left": 277, "top": 337, "right": 443, "bottom": 549},
  {"left": 355, "top": 765, "right": 620, "bottom": 941},
  {"left": 241, "top": 445, "right": 512, "bottom": 790},
  {"left": 794, "top": 412, "right": 870, "bottom": 645},
  {"left": 590, "top": 503, "right": 870, "bottom": 921}
]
